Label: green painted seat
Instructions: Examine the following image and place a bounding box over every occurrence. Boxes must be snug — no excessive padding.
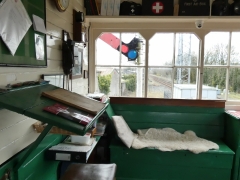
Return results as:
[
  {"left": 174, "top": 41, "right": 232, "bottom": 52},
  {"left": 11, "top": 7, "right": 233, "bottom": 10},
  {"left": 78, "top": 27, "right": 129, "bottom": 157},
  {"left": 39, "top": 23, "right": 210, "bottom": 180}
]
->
[{"left": 106, "top": 97, "right": 236, "bottom": 180}]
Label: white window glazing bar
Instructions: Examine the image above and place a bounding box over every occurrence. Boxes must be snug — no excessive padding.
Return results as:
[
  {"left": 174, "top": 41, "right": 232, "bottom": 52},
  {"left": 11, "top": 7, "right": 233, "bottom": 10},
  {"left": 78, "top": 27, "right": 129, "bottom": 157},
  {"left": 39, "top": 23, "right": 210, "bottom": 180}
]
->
[
  {"left": 119, "top": 33, "right": 122, "bottom": 96},
  {"left": 171, "top": 33, "right": 176, "bottom": 98},
  {"left": 197, "top": 35, "right": 204, "bottom": 99},
  {"left": 145, "top": 40, "right": 149, "bottom": 98},
  {"left": 225, "top": 32, "right": 232, "bottom": 100}
]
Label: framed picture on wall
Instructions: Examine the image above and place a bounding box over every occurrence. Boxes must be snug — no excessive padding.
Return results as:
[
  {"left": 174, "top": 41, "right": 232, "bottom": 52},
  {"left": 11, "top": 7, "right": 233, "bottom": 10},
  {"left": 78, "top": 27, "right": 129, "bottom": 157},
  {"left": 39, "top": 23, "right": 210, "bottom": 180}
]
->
[
  {"left": 71, "top": 46, "right": 83, "bottom": 79},
  {"left": 35, "top": 33, "right": 45, "bottom": 60}
]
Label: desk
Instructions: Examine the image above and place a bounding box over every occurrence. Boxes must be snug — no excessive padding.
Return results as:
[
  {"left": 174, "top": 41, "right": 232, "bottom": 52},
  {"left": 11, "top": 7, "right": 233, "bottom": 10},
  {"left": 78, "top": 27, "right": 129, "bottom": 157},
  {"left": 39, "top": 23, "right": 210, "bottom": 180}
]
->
[{"left": 0, "top": 84, "right": 108, "bottom": 171}]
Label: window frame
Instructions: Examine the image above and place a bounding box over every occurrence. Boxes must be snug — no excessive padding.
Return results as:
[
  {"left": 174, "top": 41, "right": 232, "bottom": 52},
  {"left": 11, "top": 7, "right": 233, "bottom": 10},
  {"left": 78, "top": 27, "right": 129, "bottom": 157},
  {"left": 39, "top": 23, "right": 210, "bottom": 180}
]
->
[{"left": 88, "top": 22, "right": 240, "bottom": 110}]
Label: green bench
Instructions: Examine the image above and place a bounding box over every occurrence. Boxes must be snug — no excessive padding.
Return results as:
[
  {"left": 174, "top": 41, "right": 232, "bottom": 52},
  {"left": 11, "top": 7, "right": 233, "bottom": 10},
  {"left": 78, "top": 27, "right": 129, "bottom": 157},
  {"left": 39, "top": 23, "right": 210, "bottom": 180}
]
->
[{"left": 106, "top": 97, "right": 236, "bottom": 180}]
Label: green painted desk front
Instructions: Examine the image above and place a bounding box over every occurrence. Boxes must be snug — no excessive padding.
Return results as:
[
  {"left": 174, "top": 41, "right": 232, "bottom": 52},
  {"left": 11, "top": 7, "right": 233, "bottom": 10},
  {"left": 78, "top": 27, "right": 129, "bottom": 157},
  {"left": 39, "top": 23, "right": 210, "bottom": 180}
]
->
[{"left": 0, "top": 84, "right": 108, "bottom": 180}]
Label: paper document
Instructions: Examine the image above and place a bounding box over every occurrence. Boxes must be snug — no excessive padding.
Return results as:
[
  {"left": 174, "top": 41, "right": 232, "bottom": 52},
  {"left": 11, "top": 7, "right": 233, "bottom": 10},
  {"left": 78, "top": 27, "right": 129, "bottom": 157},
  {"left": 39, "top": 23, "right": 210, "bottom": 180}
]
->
[
  {"left": 0, "top": 0, "right": 32, "bottom": 55},
  {"left": 35, "top": 33, "right": 45, "bottom": 60},
  {"left": 86, "top": 139, "right": 97, "bottom": 160},
  {"left": 32, "top": 14, "right": 46, "bottom": 34},
  {"left": 48, "top": 143, "right": 93, "bottom": 152}
]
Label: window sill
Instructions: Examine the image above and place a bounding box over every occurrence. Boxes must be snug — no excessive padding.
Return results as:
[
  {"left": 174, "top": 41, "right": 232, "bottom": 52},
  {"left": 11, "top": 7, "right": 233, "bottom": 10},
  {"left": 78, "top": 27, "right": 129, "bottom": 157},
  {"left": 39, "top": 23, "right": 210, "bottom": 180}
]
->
[
  {"left": 85, "top": 16, "right": 240, "bottom": 24},
  {"left": 225, "top": 104, "right": 240, "bottom": 111}
]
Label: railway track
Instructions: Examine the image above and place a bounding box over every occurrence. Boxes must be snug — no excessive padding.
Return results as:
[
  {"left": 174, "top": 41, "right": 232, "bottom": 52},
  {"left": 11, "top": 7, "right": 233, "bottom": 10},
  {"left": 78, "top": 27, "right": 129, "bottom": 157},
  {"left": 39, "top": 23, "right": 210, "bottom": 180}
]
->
[{"left": 149, "top": 74, "right": 172, "bottom": 90}]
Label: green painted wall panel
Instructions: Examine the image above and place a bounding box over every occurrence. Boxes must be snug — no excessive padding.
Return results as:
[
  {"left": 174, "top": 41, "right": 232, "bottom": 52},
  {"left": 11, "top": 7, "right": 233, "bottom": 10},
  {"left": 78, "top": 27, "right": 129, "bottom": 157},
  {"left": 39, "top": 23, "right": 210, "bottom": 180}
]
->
[
  {"left": 122, "top": 122, "right": 224, "bottom": 138},
  {"left": 115, "top": 111, "right": 225, "bottom": 125},
  {"left": 0, "top": 0, "right": 46, "bottom": 67},
  {"left": 224, "top": 113, "right": 240, "bottom": 180},
  {"left": 0, "top": 84, "right": 58, "bottom": 114},
  {"left": 111, "top": 147, "right": 233, "bottom": 169},
  {"left": 23, "top": 0, "right": 45, "bottom": 8},
  {"left": 110, "top": 104, "right": 225, "bottom": 138},
  {"left": 0, "top": 134, "right": 65, "bottom": 180},
  {"left": 111, "top": 104, "right": 225, "bottom": 114},
  {"left": 113, "top": 162, "right": 232, "bottom": 180}
]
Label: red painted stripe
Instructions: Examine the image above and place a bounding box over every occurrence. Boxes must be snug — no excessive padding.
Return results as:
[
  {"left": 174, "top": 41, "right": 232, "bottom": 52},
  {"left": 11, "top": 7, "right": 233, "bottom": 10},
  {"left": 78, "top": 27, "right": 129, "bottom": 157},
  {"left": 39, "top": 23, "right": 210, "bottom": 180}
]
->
[{"left": 99, "top": 33, "right": 121, "bottom": 49}]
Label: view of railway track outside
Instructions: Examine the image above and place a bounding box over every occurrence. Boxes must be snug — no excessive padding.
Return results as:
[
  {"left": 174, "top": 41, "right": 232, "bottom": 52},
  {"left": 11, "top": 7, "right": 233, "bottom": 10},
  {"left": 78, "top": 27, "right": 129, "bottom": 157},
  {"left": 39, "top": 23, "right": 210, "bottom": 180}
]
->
[{"left": 96, "top": 32, "right": 240, "bottom": 101}]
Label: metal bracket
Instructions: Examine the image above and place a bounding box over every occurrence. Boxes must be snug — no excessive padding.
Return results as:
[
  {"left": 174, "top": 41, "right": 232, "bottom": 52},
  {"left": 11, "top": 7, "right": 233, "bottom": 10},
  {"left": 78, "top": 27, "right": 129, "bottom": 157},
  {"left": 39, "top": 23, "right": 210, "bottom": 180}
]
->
[{"left": 14, "top": 125, "right": 53, "bottom": 172}]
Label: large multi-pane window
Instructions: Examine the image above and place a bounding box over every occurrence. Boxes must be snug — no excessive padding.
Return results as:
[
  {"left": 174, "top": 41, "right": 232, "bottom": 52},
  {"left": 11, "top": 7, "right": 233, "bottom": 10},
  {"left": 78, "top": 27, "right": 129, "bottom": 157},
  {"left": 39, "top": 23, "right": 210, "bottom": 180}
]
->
[
  {"left": 95, "top": 32, "right": 145, "bottom": 97},
  {"left": 204, "top": 32, "right": 240, "bottom": 101},
  {"left": 148, "top": 33, "right": 199, "bottom": 99},
  {"left": 95, "top": 31, "right": 240, "bottom": 102}
]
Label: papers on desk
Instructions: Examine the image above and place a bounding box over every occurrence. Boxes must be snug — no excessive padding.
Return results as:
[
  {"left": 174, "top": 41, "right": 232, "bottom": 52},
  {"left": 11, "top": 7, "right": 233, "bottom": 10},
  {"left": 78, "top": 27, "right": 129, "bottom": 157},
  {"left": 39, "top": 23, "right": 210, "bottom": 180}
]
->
[
  {"left": 0, "top": 0, "right": 32, "bottom": 55},
  {"left": 46, "top": 138, "right": 98, "bottom": 162}
]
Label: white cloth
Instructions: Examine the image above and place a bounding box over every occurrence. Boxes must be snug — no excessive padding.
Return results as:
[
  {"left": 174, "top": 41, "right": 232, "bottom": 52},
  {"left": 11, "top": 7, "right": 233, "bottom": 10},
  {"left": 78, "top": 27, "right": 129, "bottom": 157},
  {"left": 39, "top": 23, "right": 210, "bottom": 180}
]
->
[
  {"left": 112, "top": 116, "right": 219, "bottom": 154},
  {"left": 0, "top": 0, "right": 32, "bottom": 55},
  {"left": 132, "top": 128, "right": 219, "bottom": 154},
  {"left": 112, "top": 115, "right": 137, "bottom": 148}
]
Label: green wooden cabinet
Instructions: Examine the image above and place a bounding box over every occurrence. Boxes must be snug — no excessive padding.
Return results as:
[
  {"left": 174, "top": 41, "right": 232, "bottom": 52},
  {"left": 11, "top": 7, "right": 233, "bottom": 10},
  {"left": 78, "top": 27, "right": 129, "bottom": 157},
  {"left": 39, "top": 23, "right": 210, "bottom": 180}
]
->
[
  {"left": 225, "top": 113, "right": 240, "bottom": 180},
  {"left": 0, "top": 84, "right": 108, "bottom": 180}
]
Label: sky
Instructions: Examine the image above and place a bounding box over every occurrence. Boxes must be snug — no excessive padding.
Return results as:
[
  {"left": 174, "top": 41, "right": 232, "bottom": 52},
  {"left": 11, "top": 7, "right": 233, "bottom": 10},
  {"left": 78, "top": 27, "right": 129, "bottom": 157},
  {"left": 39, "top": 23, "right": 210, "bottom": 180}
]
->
[{"left": 96, "top": 32, "right": 240, "bottom": 66}]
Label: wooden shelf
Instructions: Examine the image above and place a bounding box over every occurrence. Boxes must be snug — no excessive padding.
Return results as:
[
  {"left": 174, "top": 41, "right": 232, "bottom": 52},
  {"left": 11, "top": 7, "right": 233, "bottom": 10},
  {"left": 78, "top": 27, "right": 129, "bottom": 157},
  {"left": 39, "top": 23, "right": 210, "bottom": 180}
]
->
[{"left": 85, "top": 16, "right": 240, "bottom": 24}]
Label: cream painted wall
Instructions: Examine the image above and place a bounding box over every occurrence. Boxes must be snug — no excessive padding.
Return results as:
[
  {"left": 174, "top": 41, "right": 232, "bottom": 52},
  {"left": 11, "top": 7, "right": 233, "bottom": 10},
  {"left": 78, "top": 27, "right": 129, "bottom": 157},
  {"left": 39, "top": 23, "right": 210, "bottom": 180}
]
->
[{"left": 0, "top": 0, "right": 87, "bottom": 165}]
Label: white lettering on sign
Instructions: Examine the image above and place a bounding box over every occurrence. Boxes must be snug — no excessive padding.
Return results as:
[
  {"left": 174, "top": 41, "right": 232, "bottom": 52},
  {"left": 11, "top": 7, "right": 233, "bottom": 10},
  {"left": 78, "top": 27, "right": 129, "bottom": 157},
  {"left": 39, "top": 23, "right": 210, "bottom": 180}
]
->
[
  {"left": 184, "top": 2, "right": 192, "bottom": 6},
  {"left": 152, "top": 2, "right": 164, "bottom": 14},
  {"left": 184, "top": 1, "right": 207, "bottom": 6}
]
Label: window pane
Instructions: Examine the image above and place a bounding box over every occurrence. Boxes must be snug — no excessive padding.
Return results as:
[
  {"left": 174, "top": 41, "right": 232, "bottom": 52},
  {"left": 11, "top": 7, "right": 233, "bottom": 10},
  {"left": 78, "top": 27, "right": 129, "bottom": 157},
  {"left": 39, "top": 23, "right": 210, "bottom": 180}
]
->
[
  {"left": 173, "top": 68, "right": 197, "bottom": 99},
  {"left": 202, "top": 68, "right": 226, "bottom": 100},
  {"left": 175, "top": 33, "right": 199, "bottom": 66},
  {"left": 231, "top": 32, "right": 240, "bottom": 65},
  {"left": 96, "top": 67, "right": 120, "bottom": 96},
  {"left": 148, "top": 68, "right": 172, "bottom": 98},
  {"left": 149, "top": 33, "right": 174, "bottom": 66},
  {"left": 121, "top": 67, "right": 145, "bottom": 97},
  {"left": 228, "top": 68, "right": 240, "bottom": 100},
  {"left": 204, "top": 32, "right": 229, "bottom": 65},
  {"left": 121, "top": 33, "right": 146, "bottom": 66},
  {"left": 96, "top": 33, "right": 120, "bottom": 65}
]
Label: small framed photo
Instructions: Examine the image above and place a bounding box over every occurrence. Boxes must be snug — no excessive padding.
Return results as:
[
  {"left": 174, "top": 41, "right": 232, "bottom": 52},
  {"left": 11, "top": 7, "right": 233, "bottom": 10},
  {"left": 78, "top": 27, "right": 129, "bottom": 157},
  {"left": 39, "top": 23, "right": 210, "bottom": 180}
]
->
[
  {"left": 35, "top": 33, "right": 45, "bottom": 60},
  {"left": 71, "top": 46, "right": 83, "bottom": 79}
]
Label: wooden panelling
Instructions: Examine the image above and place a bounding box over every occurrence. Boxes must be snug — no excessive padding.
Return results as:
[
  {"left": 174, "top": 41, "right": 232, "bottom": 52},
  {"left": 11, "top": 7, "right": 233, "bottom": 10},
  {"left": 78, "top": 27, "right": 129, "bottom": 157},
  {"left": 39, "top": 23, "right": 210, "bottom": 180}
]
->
[
  {"left": 0, "top": 0, "right": 88, "bottom": 166},
  {"left": 46, "top": 35, "right": 62, "bottom": 50},
  {"left": 0, "top": 131, "right": 39, "bottom": 164},
  {"left": 45, "top": 60, "right": 63, "bottom": 72},
  {"left": 109, "top": 97, "right": 225, "bottom": 108},
  {"left": 0, "top": 118, "right": 37, "bottom": 149},
  {"left": 46, "top": 0, "right": 72, "bottom": 21},
  {"left": 71, "top": 0, "right": 84, "bottom": 8},
  {"left": 46, "top": 22, "right": 63, "bottom": 38},
  {"left": 46, "top": 9, "right": 73, "bottom": 34},
  {"left": 0, "top": 110, "right": 26, "bottom": 130},
  {"left": 47, "top": 47, "right": 62, "bottom": 61}
]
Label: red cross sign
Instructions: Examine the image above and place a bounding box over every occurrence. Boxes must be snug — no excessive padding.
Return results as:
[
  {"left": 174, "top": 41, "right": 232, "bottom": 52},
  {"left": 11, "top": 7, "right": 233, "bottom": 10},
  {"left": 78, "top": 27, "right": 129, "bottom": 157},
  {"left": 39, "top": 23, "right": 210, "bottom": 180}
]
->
[{"left": 152, "top": 1, "right": 164, "bottom": 14}]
